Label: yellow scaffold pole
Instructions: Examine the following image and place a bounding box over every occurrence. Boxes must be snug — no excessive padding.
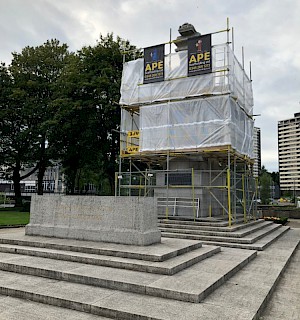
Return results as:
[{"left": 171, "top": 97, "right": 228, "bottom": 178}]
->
[{"left": 242, "top": 174, "right": 247, "bottom": 223}]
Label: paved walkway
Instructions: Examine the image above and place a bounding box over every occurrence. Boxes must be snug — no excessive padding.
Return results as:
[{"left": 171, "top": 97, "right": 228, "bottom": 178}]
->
[
  {"left": 260, "top": 224, "right": 300, "bottom": 320},
  {"left": 287, "top": 219, "right": 300, "bottom": 229}
]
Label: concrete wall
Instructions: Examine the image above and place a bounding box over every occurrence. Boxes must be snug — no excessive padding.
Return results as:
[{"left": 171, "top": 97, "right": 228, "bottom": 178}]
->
[{"left": 25, "top": 195, "right": 161, "bottom": 246}]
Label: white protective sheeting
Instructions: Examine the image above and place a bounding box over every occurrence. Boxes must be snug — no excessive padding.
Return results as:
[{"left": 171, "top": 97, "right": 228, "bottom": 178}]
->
[
  {"left": 120, "top": 109, "right": 140, "bottom": 151},
  {"left": 139, "top": 96, "right": 254, "bottom": 158},
  {"left": 120, "top": 44, "right": 253, "bottom": 115}
]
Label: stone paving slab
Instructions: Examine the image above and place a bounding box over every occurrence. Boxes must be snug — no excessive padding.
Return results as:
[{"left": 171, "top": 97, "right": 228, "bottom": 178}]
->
[
  {"left": 0, "top": 243, "right": 220, "bottom": 275},
  {"left": 0, "top": 228, "right": 202, "bottom": 262},
  {"left": 0, "top": 247, "right": 255, "bottom": 303}
]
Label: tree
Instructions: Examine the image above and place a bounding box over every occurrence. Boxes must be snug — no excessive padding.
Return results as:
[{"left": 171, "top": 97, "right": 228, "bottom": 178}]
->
[
  {"left": 1, "top": 35, "right": 139, "bottom": 199},
  {"left": 0, "top": 63, "right": 39, "bottom": 206},
  {"left": 271, "top": 171, "right": 279, "bottom": 186},
  {"left": 259, "top": 166, "right": 272, "bottom": 204},
  {"left": 9, "top": 39, "right": 71, "bottom": 195},
  {"left": 54, "top": 34, "right": 139, "bottom": 194}
]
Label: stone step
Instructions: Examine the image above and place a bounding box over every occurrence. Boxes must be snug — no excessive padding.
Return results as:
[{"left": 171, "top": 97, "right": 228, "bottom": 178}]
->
[
  {"left": 0, "top": 230, "right": 294, "bottom": 320},
  {"left": 202, "top": 229, "right": 300, "bottom": 320},
  {"left": 0, "top": 296, "right": 107, "bottom": 320},
  {"left": 158, "top": 220, "right": 273, "bottom": 238},
  {"left": 200, "top": 226, "right": 290, "bottom": 251},
  {"left": 158, "top": 216, "right": 245, "bottom": 227},
  {"left": 158, "top": 218, "right": 266, "bottom": 233},
  {"left": 0, "top": 247, "right": 256, "bottom": 303},
  {"left": 0, "top": 228, "right": 298, "bottom": 319},
  {"left": 259, "top": 237, "right": 300, "bottom": 319},
  {"left": 0, "top": 229, "right": 202, "bottom": 262},
  {"left": 161, "top": 223, "right": 282, "bottom": 244},
  {"left": 82, "top": 229, "right": 297, "bottom": 320},
  {"left": 0, "top": 243, "right": 220, "bottom": 275}
]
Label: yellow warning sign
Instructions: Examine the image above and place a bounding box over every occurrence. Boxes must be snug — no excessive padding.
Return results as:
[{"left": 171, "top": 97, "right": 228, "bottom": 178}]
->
[
  {"left": 126, "top": 146, "right": 139, "bottom": 153},
  {"left": 128, "top": 130, "right": 140, "bottom": 138}
]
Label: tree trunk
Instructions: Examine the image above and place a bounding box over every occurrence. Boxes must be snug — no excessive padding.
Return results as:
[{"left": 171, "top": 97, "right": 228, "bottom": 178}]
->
[
  {"left": 37, "top": 160, "right": 46, "bottom": 195},
  {"left": 37, "top": 138, "right": 47, "bottom": 195},
  {"left": 66, "top": 168, "right": 77, "bottom": 195},
  {"left": 12, "top": 161, "right": 22, "bottom": 207}
]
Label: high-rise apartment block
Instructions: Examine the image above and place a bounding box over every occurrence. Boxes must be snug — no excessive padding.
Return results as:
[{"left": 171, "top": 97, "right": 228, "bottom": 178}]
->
[
  {"left": 253, "top": 127, "right": 261, "bottom": 177},
  {"left": 278, "top": 113, "right": 300, "bottom": 196}
]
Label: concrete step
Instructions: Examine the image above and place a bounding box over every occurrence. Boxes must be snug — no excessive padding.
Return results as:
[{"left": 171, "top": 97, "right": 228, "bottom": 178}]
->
[
  {"left": 158, "top": 220, "right": 273, "bottom": 238},
  {"left": 0, "top": 243, "right": 221, "bottom": 275},
  {"left": 0, "top": 247, "right": 256, "bottom": 303},
  {"left": 0, "top": 230, "right": 298, "bottom": 319},
  {"left": 158, "top": 216, "right": 245, "bottom": 227},
  {"left": 161, "top": 223, "right": 282, "bottom": 244},
  {"left": 202, "top": 229, "right": 300, "bottom": 320},
  {"left": 0, "top": 249, "right": 257, "bottom": 308},
  {"left": 0, "top": 295, "right": 107, "bottom": 320},
  {"left": 0, "top": 229, "right": 202, "bottom": 262},
  {"left": 259, "top": 237, "right": 300, "bottom": 319},
  {"left": 0, "top": 228, "right": 298, "bottom": 319},
  {"left": 158, "top": 218, "right": 266, "bottom": 232},
  {"left": 200, "top": 226, "right": 290, "bottom": 251}
]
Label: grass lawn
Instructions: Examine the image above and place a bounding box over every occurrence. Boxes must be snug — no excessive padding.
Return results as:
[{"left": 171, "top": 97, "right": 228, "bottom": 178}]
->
[{"left": 0, "top": 209, "right": 30, "bottom": 226}]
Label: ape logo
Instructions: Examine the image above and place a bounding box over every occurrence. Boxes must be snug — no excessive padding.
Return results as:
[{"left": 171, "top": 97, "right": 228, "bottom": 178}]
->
[
  {"left": 144, "top": 44, "right": 165, "bottom": 84},
  {"left": 188, "top": 34, "right": 212, "bottom": 76}
]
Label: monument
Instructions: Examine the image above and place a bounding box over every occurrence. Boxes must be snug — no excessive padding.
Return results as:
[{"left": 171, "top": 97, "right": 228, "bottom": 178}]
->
[{"left": 25, "top": 195, "right": 161, "bottom": 245}]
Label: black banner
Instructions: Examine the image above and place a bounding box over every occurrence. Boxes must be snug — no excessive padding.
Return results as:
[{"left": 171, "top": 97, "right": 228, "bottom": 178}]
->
[
  {"left": 143, "top": 44, "right": 165, "bottom": 84},
  {"left": 188, "top": 34, "right": 212, "bottom": 76}
]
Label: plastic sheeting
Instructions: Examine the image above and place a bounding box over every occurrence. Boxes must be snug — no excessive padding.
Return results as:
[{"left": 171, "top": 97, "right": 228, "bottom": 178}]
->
[
  {"left": 138, "top": 96, "right": 254, "bottom": 158},
  {"left": 120, "top": 109, "right": 140, "bottom": 151},
  {"left": 120, "top": 44, "right": 253, "bottom": 115}
]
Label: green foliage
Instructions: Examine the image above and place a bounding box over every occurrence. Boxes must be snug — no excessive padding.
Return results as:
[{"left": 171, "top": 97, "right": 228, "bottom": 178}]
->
[
  {"left": 0, "top": 34, "right": 139, "bottom": 198},
  {"left": 0, "top": 63, "right": 37, "bottom": 205},
  {"left": 260, "top": 171, "right": 272, "bottom": 204},
  {"left": 54, "top": 34, "right": 139, "bottom": 194},
  {"left": 270, "top": 171, "right": 279, "bottom": 185},
  {"left": 9, "top": 39, "right": 71, "bottom": 195}
]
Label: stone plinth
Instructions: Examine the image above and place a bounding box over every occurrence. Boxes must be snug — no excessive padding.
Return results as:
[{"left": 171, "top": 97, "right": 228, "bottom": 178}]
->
[{"left": 25, "top": 195, "right": 161, "bottom": 245}]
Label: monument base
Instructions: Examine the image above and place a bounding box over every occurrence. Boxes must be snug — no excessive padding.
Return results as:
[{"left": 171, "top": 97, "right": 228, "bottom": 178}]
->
[{"left": 25, "top": 195, "right": 161, "bottom": 246}]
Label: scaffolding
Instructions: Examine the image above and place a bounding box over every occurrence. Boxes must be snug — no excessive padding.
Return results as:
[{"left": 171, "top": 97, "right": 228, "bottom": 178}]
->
[
  {"left": 117, "top": 20, "right": 257, "bottom": 226},
  {"left": 116, "top": 147, "right": 257, "bottom": 226}
]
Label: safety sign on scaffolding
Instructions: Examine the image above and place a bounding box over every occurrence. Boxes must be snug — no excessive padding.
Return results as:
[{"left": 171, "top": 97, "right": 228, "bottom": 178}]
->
[
  {"left": 126, "top": 146, "right": 139, "bottom": 154},
  {"left": 143, "top": 44, "right": 165, "bottom": 84},
  {"left": 127, "top": 130, "right": 140, "bottom": 138},
  {"left": 188, "top": 34, "right": 212, "bottom": 76}
]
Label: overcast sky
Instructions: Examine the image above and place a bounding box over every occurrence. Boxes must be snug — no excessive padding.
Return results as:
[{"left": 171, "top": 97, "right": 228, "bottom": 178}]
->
[{"left": 1, "top": 0, "right": 299, "bottom": 172}]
